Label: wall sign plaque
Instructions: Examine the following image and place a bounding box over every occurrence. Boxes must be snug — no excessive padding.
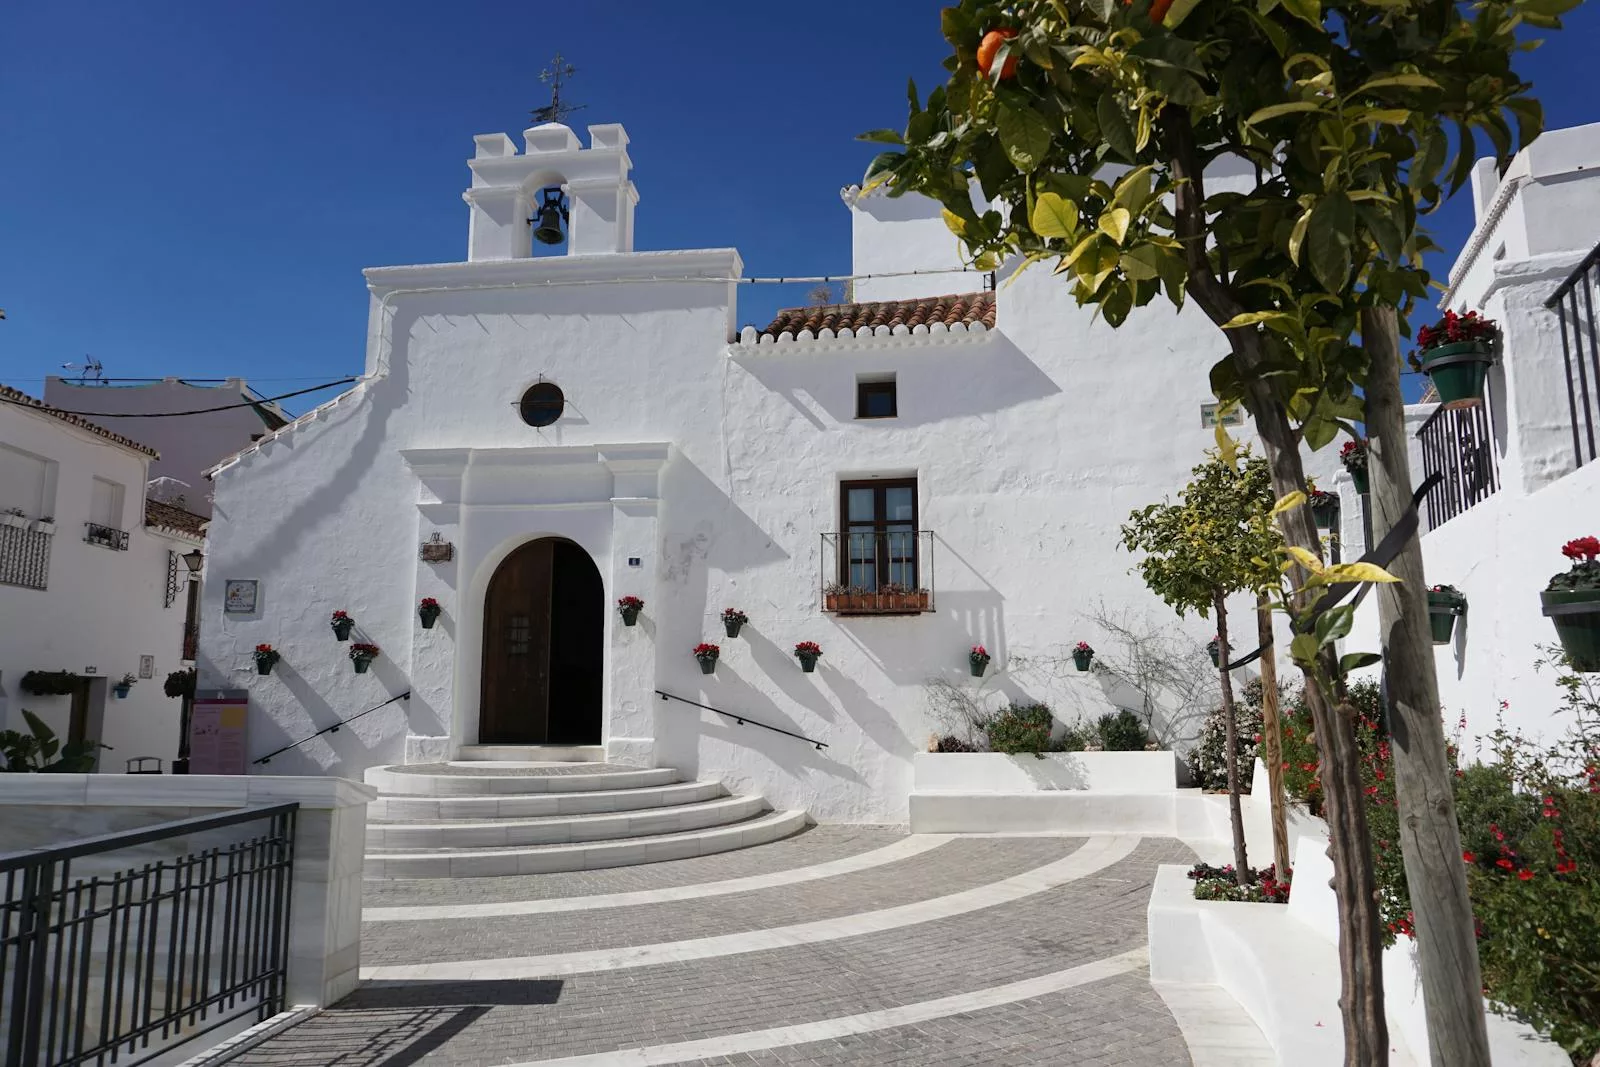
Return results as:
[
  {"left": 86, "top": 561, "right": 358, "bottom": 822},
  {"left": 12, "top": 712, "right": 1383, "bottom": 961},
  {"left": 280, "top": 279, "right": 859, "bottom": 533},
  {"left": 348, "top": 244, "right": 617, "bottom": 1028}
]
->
[
  {"left": 223, "top": 579, "right": 259, "bottom": 614},
  {"left": 420, "top": 533, "right": 454, "bottom": 563}
]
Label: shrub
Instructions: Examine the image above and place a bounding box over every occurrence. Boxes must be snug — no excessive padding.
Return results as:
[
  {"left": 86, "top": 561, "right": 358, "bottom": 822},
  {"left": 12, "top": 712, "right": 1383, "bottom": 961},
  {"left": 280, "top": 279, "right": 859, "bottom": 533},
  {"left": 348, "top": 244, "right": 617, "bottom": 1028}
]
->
[
  {"left": 1189, "top": 678, "right": 1270, "bottom": 791},
  {"left": 1097, "top": 709, "right": 1147, "bottom": 751},
  {"left": 984, "top": 703, "right": 1055, "bottom": 758},
  {"left": 1188, "top": 861, "right": 1292, "bottom": 904},
  {"left": 928, "top": 734, "right": 976, "bottom": 753},
  {"left": 1050, "top": 722, "right": 1094, "bottom": 753}
]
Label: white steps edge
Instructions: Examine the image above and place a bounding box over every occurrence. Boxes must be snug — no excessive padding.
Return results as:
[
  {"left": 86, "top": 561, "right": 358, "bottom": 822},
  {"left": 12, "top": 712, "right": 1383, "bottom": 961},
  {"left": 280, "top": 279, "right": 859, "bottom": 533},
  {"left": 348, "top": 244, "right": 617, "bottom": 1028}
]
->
[
  {"left": 456, "top": 744, "right": 605, "bottom": 762},
  {"left": 368, "top": 780, "right": 727, "bottom": 822},
  {"left": 365, "top": 809, "right": 811, "bottom": 879},
  {"left": 364, "top": 764, "right": 680, "bottom": 796},
  {"left": 368, "top": 795, "right": 770, "bottom": 850}
]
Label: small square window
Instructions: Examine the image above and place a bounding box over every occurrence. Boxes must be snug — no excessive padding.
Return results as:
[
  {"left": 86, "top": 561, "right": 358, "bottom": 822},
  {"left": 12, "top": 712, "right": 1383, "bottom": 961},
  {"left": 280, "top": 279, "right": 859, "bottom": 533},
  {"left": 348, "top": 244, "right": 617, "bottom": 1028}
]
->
[{"left": 856, "top": 378, "right": 897, "bottom": 419}]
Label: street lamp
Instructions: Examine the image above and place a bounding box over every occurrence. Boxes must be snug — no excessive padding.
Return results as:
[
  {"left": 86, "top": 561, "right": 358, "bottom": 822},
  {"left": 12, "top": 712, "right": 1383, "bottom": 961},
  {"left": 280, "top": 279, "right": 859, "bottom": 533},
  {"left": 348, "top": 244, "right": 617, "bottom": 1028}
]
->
[{"left": 181, "top": 549, "right": 204, "bottom": 576}]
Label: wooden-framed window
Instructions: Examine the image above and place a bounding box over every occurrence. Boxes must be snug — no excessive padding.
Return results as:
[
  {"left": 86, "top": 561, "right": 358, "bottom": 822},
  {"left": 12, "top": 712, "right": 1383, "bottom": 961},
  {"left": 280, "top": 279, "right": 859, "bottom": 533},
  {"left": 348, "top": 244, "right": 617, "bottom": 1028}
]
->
[
  {"left": 839, "top": 477, "right": 918, "bottom": 591},
  {"left": 856, "top": 377, "right": 897, "bottom": 419}
]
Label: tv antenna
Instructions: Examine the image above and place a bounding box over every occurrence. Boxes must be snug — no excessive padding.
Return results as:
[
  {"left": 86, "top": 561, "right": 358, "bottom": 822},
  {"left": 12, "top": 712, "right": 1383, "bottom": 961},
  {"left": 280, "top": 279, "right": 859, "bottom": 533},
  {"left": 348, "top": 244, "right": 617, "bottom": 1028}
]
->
[
  {"left": 530, "top": 53, "right": 586, "bottom": 125},
  {"left": 62, "top": 358, "right": 105, "bottom": 384}
]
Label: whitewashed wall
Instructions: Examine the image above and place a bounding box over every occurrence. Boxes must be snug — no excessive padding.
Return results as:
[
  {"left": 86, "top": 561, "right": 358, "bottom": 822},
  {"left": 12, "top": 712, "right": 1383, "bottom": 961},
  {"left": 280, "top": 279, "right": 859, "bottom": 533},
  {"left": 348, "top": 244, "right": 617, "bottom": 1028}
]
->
[{"left": 0, "top": 406, "right": 190, "bottom": 767}]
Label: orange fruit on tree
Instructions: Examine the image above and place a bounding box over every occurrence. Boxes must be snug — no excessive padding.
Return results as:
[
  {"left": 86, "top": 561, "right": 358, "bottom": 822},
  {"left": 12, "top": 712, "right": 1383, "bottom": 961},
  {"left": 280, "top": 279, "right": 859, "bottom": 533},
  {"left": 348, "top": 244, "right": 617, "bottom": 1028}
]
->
[
  {"left": 977, "top": 28, "right": 1018, "bottom": 80},
  {"left": 1149, "top": 0, "right": 1175, "bottom": 22}
]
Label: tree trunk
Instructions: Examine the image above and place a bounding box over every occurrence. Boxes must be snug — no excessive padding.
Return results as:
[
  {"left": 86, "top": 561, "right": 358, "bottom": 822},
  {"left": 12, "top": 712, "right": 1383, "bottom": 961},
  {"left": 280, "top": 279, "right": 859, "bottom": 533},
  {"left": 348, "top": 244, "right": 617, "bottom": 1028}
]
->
[
  {"left": 1165, "top": 111, "right": 1389, "bottom": 1064},
  {"left": 1362, "top": 306, "right": 1490, "bottom": 1067},
  {"left": 1214, "top": 594, "right": 1250, "bottom": 886},
  {"left": 1258, "top": 594, "right": 1292, "bottom": 876}
]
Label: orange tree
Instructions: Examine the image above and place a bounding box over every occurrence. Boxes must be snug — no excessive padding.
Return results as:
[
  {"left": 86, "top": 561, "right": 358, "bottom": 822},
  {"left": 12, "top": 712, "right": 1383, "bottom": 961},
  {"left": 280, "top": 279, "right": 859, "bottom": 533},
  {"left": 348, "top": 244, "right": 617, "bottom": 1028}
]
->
[{"left": 862, "top": 1, "right": 1579, "bottom": 1062}]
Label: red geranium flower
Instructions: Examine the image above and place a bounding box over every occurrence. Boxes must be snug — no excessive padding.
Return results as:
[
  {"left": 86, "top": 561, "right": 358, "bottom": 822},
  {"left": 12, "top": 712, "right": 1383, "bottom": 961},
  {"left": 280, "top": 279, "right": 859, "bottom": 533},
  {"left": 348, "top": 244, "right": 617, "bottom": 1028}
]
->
[
  {"left": 1518, "top": 869, "right": 1534, "bottom": 882},
  {"left": 1562, "top": 536, "right": 1600, "bottom": 561}
]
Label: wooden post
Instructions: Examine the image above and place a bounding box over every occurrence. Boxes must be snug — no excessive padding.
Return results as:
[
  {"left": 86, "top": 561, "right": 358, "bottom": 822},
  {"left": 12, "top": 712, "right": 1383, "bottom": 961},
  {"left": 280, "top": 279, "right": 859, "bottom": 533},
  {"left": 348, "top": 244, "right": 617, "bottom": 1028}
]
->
[
  {"left": 1362, "top": 306, "right": 1490, "bottom": 1067},
  {"left": 1257, "top": 595, "right": 1291, "bottom": 876},
  {"left": 1213, "top": 594, "right": 1250, "bottom": 885}
]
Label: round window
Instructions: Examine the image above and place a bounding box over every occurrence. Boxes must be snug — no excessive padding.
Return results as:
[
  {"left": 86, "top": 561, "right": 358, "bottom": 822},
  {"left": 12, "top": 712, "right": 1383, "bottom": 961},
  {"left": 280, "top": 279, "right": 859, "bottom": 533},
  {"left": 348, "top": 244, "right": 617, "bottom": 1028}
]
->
[{"left": 519, "top": 382, "right": 565, "bottom": 427}]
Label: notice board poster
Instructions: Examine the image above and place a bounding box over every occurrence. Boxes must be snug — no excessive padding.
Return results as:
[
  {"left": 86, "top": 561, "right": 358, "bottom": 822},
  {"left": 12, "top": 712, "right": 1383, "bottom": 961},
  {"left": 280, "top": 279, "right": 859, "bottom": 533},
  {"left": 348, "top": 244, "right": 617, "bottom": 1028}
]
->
[{"left": 190, "top": 690, "right": 249, "bottom": 775}]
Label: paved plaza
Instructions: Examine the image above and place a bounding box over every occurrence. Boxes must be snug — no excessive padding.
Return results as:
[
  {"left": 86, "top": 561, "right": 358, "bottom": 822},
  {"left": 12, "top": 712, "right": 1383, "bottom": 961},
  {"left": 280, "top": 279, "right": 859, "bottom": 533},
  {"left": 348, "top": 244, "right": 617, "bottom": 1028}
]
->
[{"left": 231, "top": 827, "right": 1268, "bottom": 1066}]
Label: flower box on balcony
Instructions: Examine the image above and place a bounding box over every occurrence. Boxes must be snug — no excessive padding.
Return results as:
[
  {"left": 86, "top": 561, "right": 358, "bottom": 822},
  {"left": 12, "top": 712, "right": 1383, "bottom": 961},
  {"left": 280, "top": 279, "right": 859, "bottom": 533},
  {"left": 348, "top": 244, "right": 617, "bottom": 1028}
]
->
[{"left": 824, "top": 586, "right": 932, "bottom": 615}]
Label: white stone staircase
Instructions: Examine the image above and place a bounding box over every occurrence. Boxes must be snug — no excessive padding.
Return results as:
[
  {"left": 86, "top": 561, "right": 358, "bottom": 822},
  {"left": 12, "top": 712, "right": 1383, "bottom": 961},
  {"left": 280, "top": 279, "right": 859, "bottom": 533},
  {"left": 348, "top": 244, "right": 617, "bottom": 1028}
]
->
[{"left": 362, "top": 747, "right": 809, "bottom": 878}]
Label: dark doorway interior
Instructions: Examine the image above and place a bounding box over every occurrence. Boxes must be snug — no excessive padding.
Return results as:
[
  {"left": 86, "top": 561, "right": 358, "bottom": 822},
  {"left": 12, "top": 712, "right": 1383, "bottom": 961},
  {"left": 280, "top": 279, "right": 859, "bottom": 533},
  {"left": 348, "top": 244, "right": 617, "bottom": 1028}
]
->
[{"left": 480, "top": 538, "right": 603, "bottom": 745}]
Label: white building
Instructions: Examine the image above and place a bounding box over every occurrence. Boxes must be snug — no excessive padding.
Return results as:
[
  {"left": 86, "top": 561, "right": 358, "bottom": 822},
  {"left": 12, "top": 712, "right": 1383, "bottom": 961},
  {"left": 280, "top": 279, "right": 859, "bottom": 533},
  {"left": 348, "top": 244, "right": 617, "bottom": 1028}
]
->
[
  {"left": 1348, "top": 121, "right": 1600, "bottom": 752},
  {"left": 0, "top": 385, "right": 206, "bottom": 769},
  {"left": 198, "top": 119, "right": 1296, "bottom": 826},
  {"left": 42, "top": 377, "right": 289, "bottom": 517}
]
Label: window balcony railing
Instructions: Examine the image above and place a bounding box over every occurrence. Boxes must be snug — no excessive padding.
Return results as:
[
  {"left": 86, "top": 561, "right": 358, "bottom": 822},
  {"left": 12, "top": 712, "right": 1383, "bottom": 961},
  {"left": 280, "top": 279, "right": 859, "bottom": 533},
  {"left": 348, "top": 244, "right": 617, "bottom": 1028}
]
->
[
  {"left": 820, "top": 530, "right": 935, "bottom": 615},
  {"left": 1417, "top": 399, "right": 1501, "bottom": 529},
  {"left": 1545, "top": 241, "right": 1600, "bottom": 470},
  {"left": 83, "top": 521, "right": 129, "bottom": 551},
  {"left": 0, "top": 525, "right": 51, "bottom": 590}
]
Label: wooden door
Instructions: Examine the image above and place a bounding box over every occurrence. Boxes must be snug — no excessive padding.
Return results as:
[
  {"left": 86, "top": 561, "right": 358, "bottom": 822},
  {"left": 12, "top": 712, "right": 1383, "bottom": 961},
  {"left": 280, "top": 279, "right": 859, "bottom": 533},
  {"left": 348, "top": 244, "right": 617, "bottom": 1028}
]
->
[{"left": 480, "top": 540, "right": 555, "bottom": 743}]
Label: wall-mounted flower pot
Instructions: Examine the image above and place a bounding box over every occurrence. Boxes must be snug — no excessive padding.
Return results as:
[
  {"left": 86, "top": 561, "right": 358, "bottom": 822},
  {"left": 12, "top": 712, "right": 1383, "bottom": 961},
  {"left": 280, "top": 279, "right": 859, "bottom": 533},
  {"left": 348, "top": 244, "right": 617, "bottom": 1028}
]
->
[
  {"left": 113, "top": 684, "right": 131, "bottom": 699},
  {"left": 969, "top": 658, "right": 989, "bottom": 678},
  {"left": 1310, "top": 497, "right": 1337, "bottom": 527},
  {"left": 1207, "top": 645, "right": 1221, "bottom": 669},
  {"left": 419, "top": 607, "right": 441, "bottom": 630},
  {"left": 1072, "top": 650, "right": 1094, "bottom": 672},
  {"left": 1349, "top": 469, "right": 1369, "bottom": 494},
  {"left": 1419, "top": 341, "right": 1493, "bottom": 409},
  {"left": 798, "top": 653, "right": 819, "bottom": 674},
  {"left": 1426, "top": 591, "right": 1465, "bottom": 645},
  {"left": 724, "top": 619, "right": 744, "bottom": 638},
  {"left": 332, "top": 619, "right": 354, "bottom": 641},
  {"left": 353, "top": 658, "right": 372, "bottom": 674},
  {"left": 1541, "top": 588, "right": 1600, "bottom": 672},
  {"left": 620, "top": 607, "right": 640, "bottom": 627},
  {"left": 698, "top": 658, "right": 717, "bottom": 675},
  {"left": 256, "top": 659, "right": 275, "bottom": 676}
]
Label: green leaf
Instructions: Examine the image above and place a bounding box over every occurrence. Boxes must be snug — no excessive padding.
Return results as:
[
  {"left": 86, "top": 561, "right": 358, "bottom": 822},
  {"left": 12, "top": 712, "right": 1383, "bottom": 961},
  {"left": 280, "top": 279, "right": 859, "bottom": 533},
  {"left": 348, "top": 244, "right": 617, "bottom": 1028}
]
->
[
  {"left": 1357, "top": 73, "right": 1440, "bottom": 93},
  {"left": 1306, "top": 192, "right": 1354, "bottom": 292},
  {"left": 1120, "top": 245, "right": 1165, "bottom": 281},
  {"left": 1030, "top": 192, "right": 1079, "bottom": 239},
  {"left": 1278, "top": 0, "right": 1321, "bottom": 27},
  {"left": 1099, "top": 206, "right": 1132, "bottom": 244},
  {"left": 1288, "top": 209, "right": 1312, "bottom": 266},
  {"left": 1290, "top": 632, "right": 1320, "bottom": 664},
  {"left": 1246, "top": 101, "right": 1324, "bottom": 126},
  {"left": 1314, "top": 603, "right": 1354, "bottom": 647},
  {"left": 1410, "top": 127, "right": 1447, "bottom": 191},
  {"left": 1505, "top": 97, "right": 1544, "bottom": 152},
  {"left": 857, "top": 129, "right": 905, "bottom": 145},
  {"left": 1242, "top": 7, "right": 1289, "bottom": 55},
  {"left": 1222, "top": 310, "right": 1295, "bottom": 331},
  {"left": 1303, "top": 414, "right": 1339, "bottom": 450},
  {"left": 997, "top": 102, "right": 1054, "bottom": 173},
  {"left": 1322, "top": 562, "right": 1401, "bottom": 584},
  {"left": 1339, "top": 651, "right": 1383, "bottom": 673},
  {"left": 1097, "top": 94, "right": 1137, "bottom": 163}
]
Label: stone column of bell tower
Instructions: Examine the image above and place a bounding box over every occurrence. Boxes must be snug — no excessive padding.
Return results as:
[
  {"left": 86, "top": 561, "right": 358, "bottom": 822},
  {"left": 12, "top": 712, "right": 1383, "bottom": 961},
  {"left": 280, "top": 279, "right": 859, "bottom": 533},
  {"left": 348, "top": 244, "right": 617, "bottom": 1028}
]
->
[{"left": 463, "top": 122, "right": 639, "bottom": 261}]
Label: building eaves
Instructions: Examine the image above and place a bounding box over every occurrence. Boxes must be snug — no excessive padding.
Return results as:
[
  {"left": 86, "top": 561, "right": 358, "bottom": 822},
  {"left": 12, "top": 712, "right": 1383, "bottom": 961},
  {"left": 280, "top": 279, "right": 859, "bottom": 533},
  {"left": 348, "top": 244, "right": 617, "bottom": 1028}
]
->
[{"left": 0, "top": 385, "right": 160, "bottom": 458}]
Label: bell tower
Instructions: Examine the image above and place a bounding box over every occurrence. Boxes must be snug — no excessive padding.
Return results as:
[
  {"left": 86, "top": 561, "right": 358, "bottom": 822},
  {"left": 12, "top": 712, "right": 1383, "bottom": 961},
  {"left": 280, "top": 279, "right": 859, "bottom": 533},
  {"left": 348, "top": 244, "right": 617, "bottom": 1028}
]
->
[{"left": 463, "top": 122, "right": 639, "bottom": 261}]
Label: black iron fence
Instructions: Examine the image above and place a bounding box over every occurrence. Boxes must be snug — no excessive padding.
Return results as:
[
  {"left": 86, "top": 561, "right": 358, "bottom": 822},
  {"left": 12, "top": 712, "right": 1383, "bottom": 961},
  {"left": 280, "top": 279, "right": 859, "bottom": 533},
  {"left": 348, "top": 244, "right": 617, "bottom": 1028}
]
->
[
  {"left": 0, "top": 525, "right": 51, "bottom": 590},
  {"left": 820, "top": 530, "right": 936, "bottom": 615},
  {"left": 1545, "top": 242, "right": 1600, "bottom": 469},
  {"left": 1, "top": 803, "right": 297, "bottom": 1067},
  {"left": 1417, "top": 400, "right": 1501, "bottom": 529},
  {"left": 82, "top": 523, "right": 129, "bottom": 552}
]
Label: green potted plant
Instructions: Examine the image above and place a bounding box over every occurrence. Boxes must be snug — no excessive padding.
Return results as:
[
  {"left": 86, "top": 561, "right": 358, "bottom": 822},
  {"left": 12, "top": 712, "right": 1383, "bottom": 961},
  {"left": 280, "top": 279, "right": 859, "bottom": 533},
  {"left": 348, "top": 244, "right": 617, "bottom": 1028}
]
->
[
  {"left": 1425, "top": 585, "right": 1467, "bottom": 645},
  {"left": 349, "top": 642, "right": 380, "bottom": 674},
  {"left": 722, "top": 608, "right": 748, "bottom": 638},
  {"left": 795, "top": 641, "right": 823, "bottom": 673},
  {"left": 1340, "top": 438, "right": 1370, "bottom": 495},
  {"left": 1206, "top": 636, "right": 1221, "bottom": 669},
  {"left": 164, "top": 668, "right": 196, "bottom": 699},
  {"left": 1542, "top": 536, "right": 1600, "bottom": 671},
  {"left": 418, "top": 597, "right": 442, "bottom": 629},
  {"left": 0, "top": 710, "right": 102, "bottom": 773},
  {"left": 1410, "top": 309, "right": 1498, "bottom": 409},
  {"left": 112, "top": 673, "right": 136, "bottom": 699},
  {"left": 253, "top": 644, "right": 281, "bottom": 675},
  {"left": 1308, "top": 486, "right": 1338, "bottom": 528},
  {"left": 618, "top": 596, "right": 644, "bottom": 627},
  {"left": 693, "top": 642, "right": 720, "bottom": 675},
  {"left": 20, "top": 670, "right": 82, "bottom": 696},
  {"left": 330, "top": 610, "right": 355, "bottom": 641},
  {"left": 1072, "top": 641, "right": 1095, "bottom": 672},
  {"left": 969, "top": 644, "right": 990, "bottom": 677}
]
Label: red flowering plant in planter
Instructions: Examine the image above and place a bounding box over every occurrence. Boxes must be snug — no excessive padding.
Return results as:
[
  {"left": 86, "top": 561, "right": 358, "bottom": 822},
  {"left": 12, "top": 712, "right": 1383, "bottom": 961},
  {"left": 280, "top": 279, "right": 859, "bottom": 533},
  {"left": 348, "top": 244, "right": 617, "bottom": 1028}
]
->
[
  {"left": 794, "top": 641, "right": 823, "bottom": 673},
  {"left": 349, "top": 642, "right": 380, "bottom": 674},
  {"left": 1188, "top": 861, "right": 1293, "bottom": 903},
  {"left": 252, "top": 644, "right": 280, "bottom": 675},
  {"left": 692, "top": 642, "right": 720, "bottom": 674},
  {"left": 1071, "top": 641, "right": 1094, "bottom": 671},
  {"left": 721, "top": 607, "right": 748, "bottom": 638},
  {"left": 1543, "top": 536, "right": 1600, "bottom": 671},
  {"left": 969, "top": 644, "right": 991, "bottom": 676},
  {"left": 418, "top": 598, "right": 442, "bottom": 629},
  {"left": 1339, "top": 438, "right": 1370, "bottom": 494},
  {"left": 330, "top": 610, "right": 355, "bottom": 641},
  {"left": 1411, "top": 310, "right": 1500, "bottom": 408},
  {"left": 617, "top": 596, "right": 644, "bottom": 627}
]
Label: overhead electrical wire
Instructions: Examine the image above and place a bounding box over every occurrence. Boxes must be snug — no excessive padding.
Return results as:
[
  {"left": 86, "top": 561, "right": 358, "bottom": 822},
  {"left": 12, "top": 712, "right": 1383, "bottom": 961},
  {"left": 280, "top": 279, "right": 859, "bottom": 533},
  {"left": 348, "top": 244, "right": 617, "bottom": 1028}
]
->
[{"left": 0, "top": 378, "right": 359, "bottom": 419}]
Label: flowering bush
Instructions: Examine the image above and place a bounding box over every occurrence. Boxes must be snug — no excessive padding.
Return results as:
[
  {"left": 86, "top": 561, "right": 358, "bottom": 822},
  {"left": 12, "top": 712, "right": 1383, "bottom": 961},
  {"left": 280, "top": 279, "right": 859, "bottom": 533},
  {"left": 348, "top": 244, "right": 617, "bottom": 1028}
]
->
[
  {"left": 928, "top": 733, "right": 977, "bottom": 753},
  {"left": 1188, "top": 678, "right": 1270, "bottom": 791},
  {"left": 1411, "top": 308, "right": 1498, "bottom": 368},
  {"left": 721, "top": 608, "right": 748, "bottom": 624},
  {"left": 1550, "top": 536, "right": 1600, "bottom": 592},
  {"left": 1339, "top": 437, "right": 1368, "bottom": 475},
  {"left": 691, "top": 642, "right": 720, "bottom": 661},
  {"left": 1188, "top": 861, "right": 1292, "bottom": 904},
  {"left": 349, "top": 642, "right": 380, "bottom": 661},
  {"left": 794, "top": 641, "right": 822, "bottom": 657}
]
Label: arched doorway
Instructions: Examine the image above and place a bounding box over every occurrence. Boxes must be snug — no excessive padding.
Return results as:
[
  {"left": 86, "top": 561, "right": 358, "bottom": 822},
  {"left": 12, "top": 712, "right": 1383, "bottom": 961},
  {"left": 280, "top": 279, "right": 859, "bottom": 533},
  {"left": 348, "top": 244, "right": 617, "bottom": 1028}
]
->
[{"left": 480, "top": 537, "right": 604, "bottom": 744}]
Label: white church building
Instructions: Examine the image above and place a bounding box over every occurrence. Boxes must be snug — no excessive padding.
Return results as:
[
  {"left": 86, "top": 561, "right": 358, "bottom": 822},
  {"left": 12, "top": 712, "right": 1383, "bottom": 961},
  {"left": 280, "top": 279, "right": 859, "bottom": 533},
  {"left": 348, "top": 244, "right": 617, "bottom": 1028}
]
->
[{"left": 198, "top": 118, "right": 1323, "bottom": 844}]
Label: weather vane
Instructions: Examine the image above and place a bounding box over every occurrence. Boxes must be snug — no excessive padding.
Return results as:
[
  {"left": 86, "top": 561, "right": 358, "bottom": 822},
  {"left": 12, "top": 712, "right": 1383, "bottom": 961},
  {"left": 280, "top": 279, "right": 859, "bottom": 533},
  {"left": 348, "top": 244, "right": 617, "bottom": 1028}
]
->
[{"left": 530, "top": 53, "right": 586, "bottom": 125}]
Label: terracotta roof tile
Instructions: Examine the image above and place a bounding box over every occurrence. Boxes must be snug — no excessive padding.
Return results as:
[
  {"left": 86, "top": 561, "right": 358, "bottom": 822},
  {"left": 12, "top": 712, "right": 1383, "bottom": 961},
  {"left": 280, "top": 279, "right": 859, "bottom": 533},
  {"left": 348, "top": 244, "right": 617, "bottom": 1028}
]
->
[
  {"left": 758, "top": 292, "right": 995, "bottom": 339},
  {"left": 144, "top": 498, "right": 207, "bottom": 537},
  {"left": 0, "top": 385, "right": 159, "bottom": 458}
]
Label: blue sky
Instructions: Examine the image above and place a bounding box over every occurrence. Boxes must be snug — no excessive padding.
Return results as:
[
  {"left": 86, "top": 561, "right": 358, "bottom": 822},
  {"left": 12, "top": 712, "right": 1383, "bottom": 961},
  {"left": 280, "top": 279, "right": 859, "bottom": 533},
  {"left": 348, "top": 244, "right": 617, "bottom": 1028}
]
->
[{"left": 3, "top": 1, "right": 1597, "bottom": 416}]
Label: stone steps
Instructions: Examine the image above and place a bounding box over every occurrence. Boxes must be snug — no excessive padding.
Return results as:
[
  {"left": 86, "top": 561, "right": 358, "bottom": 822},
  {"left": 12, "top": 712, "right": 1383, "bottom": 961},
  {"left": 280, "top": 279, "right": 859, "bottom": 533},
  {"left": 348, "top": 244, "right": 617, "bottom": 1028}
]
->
[{"left": 362, "top": 759, "right": 809, "bottom": 878}]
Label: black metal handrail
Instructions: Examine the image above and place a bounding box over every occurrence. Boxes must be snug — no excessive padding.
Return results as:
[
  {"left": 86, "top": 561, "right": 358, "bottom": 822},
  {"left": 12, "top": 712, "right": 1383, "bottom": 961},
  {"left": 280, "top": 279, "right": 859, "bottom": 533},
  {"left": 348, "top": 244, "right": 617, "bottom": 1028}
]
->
[
  {"left": 656, "top": 690, "right": 828, "bottom": 751},
  {"left": 1545, "top": 241, "right": 1600, "bottom": 469},
  {"left": 1416, "top": 399, "right": 1500, "bottom": 528},
  {"left": 2, "top": 803, "right": 297, "bottom": 1067},
  {"left": 253, "top": 690, "right": 409, "bottom": 765}
]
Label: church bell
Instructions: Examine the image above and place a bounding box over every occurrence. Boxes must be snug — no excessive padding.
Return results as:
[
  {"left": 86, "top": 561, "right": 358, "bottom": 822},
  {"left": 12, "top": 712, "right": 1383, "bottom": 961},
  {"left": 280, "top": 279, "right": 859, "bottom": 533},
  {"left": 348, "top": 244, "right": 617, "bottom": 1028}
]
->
[{"left": 532, "top": 187, "right": 569, "bottom": 246}]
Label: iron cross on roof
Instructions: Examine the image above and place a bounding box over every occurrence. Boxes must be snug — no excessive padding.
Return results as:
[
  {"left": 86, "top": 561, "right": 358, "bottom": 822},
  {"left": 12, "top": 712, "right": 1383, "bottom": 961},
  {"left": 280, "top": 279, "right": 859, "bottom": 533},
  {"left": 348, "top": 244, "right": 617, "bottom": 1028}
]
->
[{"left": 530, "top": 53, "right": 586, "bottom": 125}]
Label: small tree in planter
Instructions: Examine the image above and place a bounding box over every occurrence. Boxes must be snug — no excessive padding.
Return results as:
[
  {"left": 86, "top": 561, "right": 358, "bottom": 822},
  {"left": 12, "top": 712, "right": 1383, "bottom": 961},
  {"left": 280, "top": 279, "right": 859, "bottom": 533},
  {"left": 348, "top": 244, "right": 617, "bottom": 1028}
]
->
[
  {"left": 1071, "top": 642, "right": 1094, "bottom": 672},
  {"left": 618, "top": 596, "right": 644, "bottom": 627},
  {"left": 722, "top": 608, "right": 748, "bottom": 638},
  {"left": 330, "top": 610, "right": 354, "bottom": 641},
  {"left": 692, "top": 642, "right": 720, "bottom": 675},
  {"left": 1411, "top": 309, "right": 1498, "bottom": 409},
  {"left": 1426, "top": 585, "right": 1468, "bottom": 645},
  {"left": 253, "top": 644, "right": 281, "bottom": 675},
  {"left": 794, "top": 641, "right": 823, "bottom": 673},
  {"left": 349, "top": 643, "right": 380, "bottom": 674},
  {"left": 969, "top": 644, "right": 990, "bottom": 677},
  {"left": 113, "top": 673, "right": 136, "bottom": 699},
  {"left": 1542, "top": 536, "right": 1600, "bottom": 671},
  {"left": 418, "top": 598, "right": 442, "bottom": 629},
  {"left": 1340, "top": 438, "right": 1370, "bottom": 495}
]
